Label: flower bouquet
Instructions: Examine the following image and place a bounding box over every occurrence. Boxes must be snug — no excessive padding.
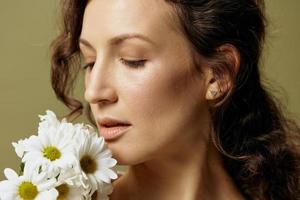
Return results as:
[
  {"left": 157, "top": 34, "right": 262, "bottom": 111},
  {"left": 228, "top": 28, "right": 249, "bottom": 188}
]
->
[{"left": 0, "top": 110, "right": 118, "bottom": 200}]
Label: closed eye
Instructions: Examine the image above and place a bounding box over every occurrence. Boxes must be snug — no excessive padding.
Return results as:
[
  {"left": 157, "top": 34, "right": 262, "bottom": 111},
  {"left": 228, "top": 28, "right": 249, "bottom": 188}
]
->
[
  {"left": 120, "top": 58, "right": 147, "bottom": 68},
  {"left": 82, "top": 59, "right": 147, "bottom": 70},
  {"left": 82, "top": 62, "right": 95, "bottom": 70}
]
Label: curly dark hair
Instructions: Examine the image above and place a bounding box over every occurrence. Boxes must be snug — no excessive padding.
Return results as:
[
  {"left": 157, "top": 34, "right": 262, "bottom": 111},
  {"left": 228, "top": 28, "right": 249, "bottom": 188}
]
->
[{"left": 50, "top": 0, "right": 300, "bottom": 199}]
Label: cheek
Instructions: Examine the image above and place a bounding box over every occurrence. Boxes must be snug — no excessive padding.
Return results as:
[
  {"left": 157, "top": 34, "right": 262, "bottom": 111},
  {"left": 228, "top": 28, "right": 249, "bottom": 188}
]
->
[
  {"left": 109, "top": 61, "right": 206, "bottom": 164},
  {"left": 125, "top": 65, "right": 188, "bottom": 120},
  {"left": 115, "top": 63, "right": 205, "bottom": 164},
  {"left": 123, "top": 60, "right": 202, "bottom": 135}
]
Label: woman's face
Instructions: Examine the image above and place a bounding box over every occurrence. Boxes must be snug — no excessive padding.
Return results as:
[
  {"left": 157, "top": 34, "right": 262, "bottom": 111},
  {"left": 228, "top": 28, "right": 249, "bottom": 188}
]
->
[{"left": 80, "top": 0, "right": 211, "bottom": 164}]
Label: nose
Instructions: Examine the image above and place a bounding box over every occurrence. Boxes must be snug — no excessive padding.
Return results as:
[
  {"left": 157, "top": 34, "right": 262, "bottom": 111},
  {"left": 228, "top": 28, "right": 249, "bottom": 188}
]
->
[{"left": 84, "top": 62, "right": 118, "bottom": 105}]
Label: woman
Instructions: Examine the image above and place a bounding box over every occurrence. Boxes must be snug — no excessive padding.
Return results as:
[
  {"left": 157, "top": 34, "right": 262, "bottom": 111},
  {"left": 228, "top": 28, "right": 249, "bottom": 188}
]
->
[{"left": 50, "top": 0, "right": 300, "bottom": 199}]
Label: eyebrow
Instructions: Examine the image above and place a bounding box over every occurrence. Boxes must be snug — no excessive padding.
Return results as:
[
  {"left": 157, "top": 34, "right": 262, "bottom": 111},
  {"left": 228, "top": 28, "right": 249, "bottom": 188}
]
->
[{"left": 79, "top": 33, "right": 156, "bottom": 50}]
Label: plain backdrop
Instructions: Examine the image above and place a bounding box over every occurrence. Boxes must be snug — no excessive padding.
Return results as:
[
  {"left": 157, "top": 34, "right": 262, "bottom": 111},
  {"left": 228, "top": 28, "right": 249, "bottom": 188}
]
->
[{"left": 0, "top": 0, "right": 299, "bottom": 179}]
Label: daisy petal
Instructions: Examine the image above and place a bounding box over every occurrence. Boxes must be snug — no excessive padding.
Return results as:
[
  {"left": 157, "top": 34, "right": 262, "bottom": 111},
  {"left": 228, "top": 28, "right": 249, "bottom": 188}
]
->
[
  {"left": 4, "top": 168, "right": 18, "bottom": 180},
  {"left": 98, "top": 158, "right": 117, "bottom": 168}
]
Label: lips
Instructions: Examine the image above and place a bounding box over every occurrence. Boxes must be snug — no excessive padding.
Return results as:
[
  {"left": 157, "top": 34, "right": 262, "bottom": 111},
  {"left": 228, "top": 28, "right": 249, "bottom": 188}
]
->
[
  {"left": 98, "top": 117, "right": 131, "bottom": 140},
  {"left": 99, "top": 117, "right": 131, "bottom": 127}
]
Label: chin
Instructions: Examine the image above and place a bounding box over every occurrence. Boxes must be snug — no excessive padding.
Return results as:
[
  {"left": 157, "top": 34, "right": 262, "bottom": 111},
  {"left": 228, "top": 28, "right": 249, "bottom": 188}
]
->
[{"left": 107, "top": 145, "right": 134, "bottom": 165}]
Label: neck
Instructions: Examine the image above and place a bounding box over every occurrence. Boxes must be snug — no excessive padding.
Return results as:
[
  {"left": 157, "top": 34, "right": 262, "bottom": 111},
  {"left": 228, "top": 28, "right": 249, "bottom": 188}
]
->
[{"left": 111, "top": 137, "right": 245, "bottom": 200}]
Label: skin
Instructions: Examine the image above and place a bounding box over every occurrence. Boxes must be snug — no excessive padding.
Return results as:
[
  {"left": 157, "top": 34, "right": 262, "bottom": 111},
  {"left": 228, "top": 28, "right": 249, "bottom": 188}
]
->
[{"left": 79, "top": 0, "right": 244, "bottom": 199}]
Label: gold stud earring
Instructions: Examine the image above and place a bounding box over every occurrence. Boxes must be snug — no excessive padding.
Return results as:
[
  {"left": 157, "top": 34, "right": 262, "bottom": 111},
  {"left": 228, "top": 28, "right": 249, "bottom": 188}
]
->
[{"left": 210, "top": 90, "right": 219, "bottom": 98}]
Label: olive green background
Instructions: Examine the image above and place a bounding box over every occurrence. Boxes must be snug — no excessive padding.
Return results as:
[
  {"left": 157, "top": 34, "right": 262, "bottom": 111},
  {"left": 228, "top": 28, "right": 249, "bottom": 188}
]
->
[{"left": 0, "top": 0, "right": 299, "bottom": 180}]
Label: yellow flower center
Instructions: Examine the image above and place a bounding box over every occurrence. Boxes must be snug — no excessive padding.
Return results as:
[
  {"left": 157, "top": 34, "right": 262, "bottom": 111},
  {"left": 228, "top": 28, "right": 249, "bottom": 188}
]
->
[
  {"left": 80, "top": 155, "right": 97, "bottom": 174},
  {"left": 18, "top": 181, "right": 38, "bottom": 200},
  {"left": 56, "top": 184, "right": 70, "bottom": 200},
  {"left": 43, "top": 146, "right": 61, "bottom": 161}
]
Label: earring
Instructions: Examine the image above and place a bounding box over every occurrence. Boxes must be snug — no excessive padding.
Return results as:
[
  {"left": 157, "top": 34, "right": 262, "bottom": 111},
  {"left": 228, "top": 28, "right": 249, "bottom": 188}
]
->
[{"left": 210, "top": 90, "right": 219, "bottom": 98}]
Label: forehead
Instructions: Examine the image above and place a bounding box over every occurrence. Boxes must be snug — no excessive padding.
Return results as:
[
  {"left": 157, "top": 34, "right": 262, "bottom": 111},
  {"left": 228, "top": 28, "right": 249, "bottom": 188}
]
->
[{"left": 80, "top": 0, "right": 180, "bottom": 46}]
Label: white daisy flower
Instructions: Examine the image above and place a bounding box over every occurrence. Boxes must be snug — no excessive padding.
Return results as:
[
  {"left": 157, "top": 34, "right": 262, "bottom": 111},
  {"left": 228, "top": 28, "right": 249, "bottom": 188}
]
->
[
  {"left": 74, "top": 131, "right": 118, "bottom": 195},
  {"left": 93, "top": 181, "right": 114, "bottom": 200},
  {"left": 55, "top": 183, "right": 88, "bottom": 200},
  {"left": 3, "top": 110, "right": 119, "bottom": 199},
  {"left": 0, "top": 165, "right": 58, "bottom": 200},
  {"left": 57, "top": 167, "right": 83, "bottom": 187},
  {"left": 12, "top": 138, "right": 29, "bottom": 158},
  {"left": 21, "top": 111, "right": 77, "bottom": 177},
  {"left": 55, "top": 167, "right": 91, "bottom": 200},
  {"left": 38, "top": 110, "right": 60, "bottom": 133}
]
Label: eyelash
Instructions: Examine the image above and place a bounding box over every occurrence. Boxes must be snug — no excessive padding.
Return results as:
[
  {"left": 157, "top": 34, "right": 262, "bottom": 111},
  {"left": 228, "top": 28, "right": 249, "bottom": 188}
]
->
[
  {"left": 120, "top": 58, "right": 147, "bottom": 68},
  {"left": 82, "top": 58, "right": 147, "bottom": 70},
  {"left": 82, "top": 62, "right": 94, "bottom": 70}
]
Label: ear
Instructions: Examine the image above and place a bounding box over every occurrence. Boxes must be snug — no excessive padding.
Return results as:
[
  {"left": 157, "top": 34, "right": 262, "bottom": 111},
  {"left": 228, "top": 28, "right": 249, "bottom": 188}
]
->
[{"left": 205, "top": 44, "right": 240, "bottom": 101}]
